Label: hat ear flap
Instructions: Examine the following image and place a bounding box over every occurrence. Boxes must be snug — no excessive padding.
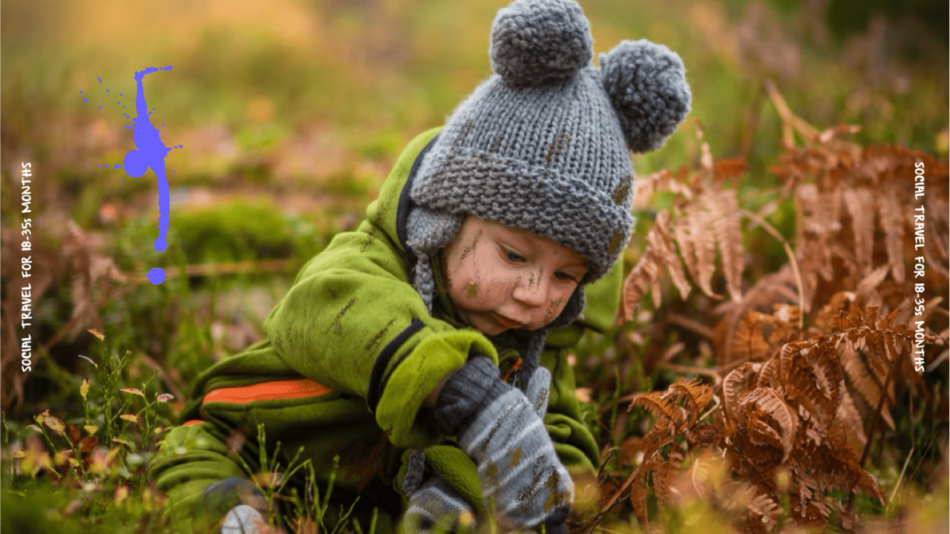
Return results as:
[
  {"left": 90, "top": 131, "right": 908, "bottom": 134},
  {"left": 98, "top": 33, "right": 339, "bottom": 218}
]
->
[
  {"left": 547, "top": 284, "right": 586, "bottom": 329},
  {"left": 599, "top": 39, "right": 692, "bottom": 153}
]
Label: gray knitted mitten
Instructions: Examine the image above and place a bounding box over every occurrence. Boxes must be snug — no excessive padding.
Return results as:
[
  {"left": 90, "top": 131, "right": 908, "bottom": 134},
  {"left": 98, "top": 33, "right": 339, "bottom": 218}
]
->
[
  {"left": 404, "top": 476, "right": 477, "bottom": 533},
  {"left": 428, "top": 356, "right": 573, "bottom": 531}
]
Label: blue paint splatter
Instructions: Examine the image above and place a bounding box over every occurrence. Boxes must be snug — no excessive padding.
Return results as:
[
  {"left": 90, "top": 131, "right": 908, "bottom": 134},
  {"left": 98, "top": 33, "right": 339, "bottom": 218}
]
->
[
  {"left": 115, "top": 164, "right": 122, "bottom": 169},
  {"left": 83, "top": 98, "right": 88, "bottom": 103},
  {"left": 148, "top": 268, "right": 166, "bottom": 285},
  {"left": 97, "top": 77, "right": 102, "bottom": 83},
  {"left": 106, "top": 89, "right": 110, "bottom": 93},
  {"left": 123, "top": 66, "right": 177, "bottom": 285},
  {"left": 104, "top": 164, "right": 110, "bottom": 168},
  {"left": 99, "top": 106, "right": 102, "bottom": 110}
]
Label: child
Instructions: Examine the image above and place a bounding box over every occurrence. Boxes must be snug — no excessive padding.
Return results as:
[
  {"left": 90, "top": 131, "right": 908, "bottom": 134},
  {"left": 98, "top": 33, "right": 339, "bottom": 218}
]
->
[{"left": 147, "top": 0, "right": 690, "bottom": 532}]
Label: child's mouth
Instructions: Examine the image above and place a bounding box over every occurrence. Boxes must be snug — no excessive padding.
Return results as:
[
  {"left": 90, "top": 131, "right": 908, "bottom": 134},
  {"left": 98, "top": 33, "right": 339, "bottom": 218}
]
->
[{"left": 492, "top": 312, "right": 523, "bottom": 329}]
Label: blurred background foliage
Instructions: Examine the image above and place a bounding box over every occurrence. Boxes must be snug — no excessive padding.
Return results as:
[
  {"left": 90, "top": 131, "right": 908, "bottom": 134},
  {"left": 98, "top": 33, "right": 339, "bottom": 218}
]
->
[
  {"left": 0, "top": 0, "right": 947, "bottom": 525},
  {"left": 2, "top": 0, "right": 947, "bottom": 422},
  {"left": 2, "top": 0, "right": 947, "bottom": 417}
]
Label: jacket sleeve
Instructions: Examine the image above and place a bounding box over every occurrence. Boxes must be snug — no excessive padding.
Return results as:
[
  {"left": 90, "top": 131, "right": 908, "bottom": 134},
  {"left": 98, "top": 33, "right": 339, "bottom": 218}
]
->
[
  {"left": 261, "top": 221, "right": 498, "bottom": 450},
  {"left": 538, "top": 257, "right": 624, "bottom": 475}
]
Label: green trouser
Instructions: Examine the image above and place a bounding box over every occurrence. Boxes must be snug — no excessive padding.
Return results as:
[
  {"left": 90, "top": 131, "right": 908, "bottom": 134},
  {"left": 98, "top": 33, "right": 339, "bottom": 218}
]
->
[{"left": 148, "top": 378, "right": 483, "bottom": 533}]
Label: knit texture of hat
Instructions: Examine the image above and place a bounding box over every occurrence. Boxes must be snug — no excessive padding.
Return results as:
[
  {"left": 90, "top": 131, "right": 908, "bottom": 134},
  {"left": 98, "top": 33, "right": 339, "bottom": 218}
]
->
[{"left": 405, "top": 0, "right": 691, "bottom": 385}]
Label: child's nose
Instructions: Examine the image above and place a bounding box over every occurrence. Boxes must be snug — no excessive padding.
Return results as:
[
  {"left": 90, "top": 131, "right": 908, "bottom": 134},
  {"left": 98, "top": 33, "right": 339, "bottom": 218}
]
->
[{"left": 511, "top": 272, "right": 549, "bottom": 308}]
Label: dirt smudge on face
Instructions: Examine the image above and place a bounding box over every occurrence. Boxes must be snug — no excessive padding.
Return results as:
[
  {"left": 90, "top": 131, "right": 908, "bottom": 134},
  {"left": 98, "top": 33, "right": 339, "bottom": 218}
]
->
[
  {"left": 465, "top": 283, "right": 478, "bottom": 298},
  {"left": 542, "top": 297, "right": 564, "bottom": 325},
  {"left": 458, "top": 229, "right": 482, "bottom": 265}
]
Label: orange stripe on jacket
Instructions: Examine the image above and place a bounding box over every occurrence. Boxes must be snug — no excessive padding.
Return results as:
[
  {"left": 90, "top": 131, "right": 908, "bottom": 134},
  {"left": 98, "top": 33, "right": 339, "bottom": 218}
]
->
[{"left": 202, "top": 378, "right": 334, "bottom": 405}]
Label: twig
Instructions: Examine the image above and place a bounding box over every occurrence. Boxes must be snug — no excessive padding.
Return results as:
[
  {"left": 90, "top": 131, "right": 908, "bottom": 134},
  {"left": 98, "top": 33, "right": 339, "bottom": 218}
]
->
[
  {"left": 886, "top": 446, "right": 914, "bottom": 511},
  {"left": 763, "top": 79, "right": 820, "bottom": 145},
  {"left": 134, "top": 351, "right": 186, "bottom": 408},
  {"left": 656, "top": 361, "right": 717, "bottom": 378},
  {"left": 847, "top": 339, "right": 903, "bottom": 510},
  {"left": 739, "top": 209, "right": 805, "bottom": 332},
  {"left": 124, "top": 259, "right": 301, "bottom": 284},
  {"left": 667, "top": 312, "right": 715, "bottom": 339}
]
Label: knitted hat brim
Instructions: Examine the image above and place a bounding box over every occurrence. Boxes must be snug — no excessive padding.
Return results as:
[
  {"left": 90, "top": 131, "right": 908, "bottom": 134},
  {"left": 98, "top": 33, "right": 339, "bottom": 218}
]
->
[{"left": 410, "top": 146, "right": 633, "bottom": 282}]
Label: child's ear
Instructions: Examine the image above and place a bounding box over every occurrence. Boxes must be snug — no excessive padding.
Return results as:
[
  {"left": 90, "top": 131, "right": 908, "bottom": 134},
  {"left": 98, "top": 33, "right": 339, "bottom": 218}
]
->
[{"left": 599, "top": 39, "right": 692, "bottom": 153}]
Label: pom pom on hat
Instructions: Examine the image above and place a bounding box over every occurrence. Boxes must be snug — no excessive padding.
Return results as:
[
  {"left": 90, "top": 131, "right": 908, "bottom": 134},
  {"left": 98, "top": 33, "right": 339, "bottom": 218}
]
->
[
  {"left": 599, "top": 39, "right": 692, "bottom": 153},
  {"left": 490, "top": 0, "right": 593, "bottom": 87}
]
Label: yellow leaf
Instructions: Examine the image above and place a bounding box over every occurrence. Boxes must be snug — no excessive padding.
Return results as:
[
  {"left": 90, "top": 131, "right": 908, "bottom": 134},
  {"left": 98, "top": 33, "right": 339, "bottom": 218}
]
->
[
  {"left": 119, "top": 388, "right": 145, "bottom": 398},
  {"left": 13, "top": 450, "right": 26, "bottom": 459},
  {"left": 84, "top": 425, "right": 98, "bottom": 435},
  {"left": 38, "top": 410, "right": 65, "bottom": 434},
  {"left": 80, "top": 378, "right": 90, "bottom": 400},
  {"left": 69, "top": 458, "right": 80, "bottom": 467},
  {"left": 87, "top": 329, "right": 105, "bottom": 341},
  {"left": 112, "top": 437, "right": 130, "bottom": 447},
  {"left": 120, "top": 414, "right": 138, "bottom": 424}
]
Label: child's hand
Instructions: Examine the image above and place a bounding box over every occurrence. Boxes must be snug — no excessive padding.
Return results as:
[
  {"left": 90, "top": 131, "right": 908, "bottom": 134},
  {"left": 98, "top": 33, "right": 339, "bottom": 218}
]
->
[
  {"left": 404, "top": 475, "right": 477, "bottom": 533},
  {"left": 523, "top": 366, "right": 552, "bottom": 420},
  {"left": 427, "top": 357, "right": 573, "bottom": 532},
  {"left": 220, "top": 504, "right": 270, "bottom": 533},
  {"left": 196, "top": 477, "right": 276, "bottom": 533}
]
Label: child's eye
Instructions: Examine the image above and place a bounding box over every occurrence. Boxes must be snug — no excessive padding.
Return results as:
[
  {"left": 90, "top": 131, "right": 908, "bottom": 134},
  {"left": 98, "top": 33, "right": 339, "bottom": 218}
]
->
[
  {"left": 503, "top": 248, "right": 525, "bottom": 262},
  {"left": 554, "top": 271, "right": 577, "bottom": 282}
]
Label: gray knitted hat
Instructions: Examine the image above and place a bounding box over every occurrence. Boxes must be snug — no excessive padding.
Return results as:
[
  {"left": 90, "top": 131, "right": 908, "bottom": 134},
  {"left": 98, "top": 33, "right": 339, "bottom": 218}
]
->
[{"left": 405, "top": 0, "right": 691, "bottom": 383}]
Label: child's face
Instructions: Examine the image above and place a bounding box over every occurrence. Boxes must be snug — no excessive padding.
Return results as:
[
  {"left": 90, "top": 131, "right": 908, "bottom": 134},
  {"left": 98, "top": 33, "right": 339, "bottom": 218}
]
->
[{"left": 440, "top": 215, "right": 588, "bottom": 336}]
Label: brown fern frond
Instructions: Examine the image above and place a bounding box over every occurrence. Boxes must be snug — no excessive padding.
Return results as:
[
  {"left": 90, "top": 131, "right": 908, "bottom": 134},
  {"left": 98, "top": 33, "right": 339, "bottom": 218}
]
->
[
  {"left": 722, "top": 362, "right": 761, "bottom": 421},
  {"left": 709, "top": 189, "right": 744, "bottom": 302},
  {"left": 629, "top": 390, "right": 680, "bottom": 426},
  {"left": 877, "top": 191, "right": 905, "bottom": 283},
  {"left": 781, "top": 338, "right": 841, "bottom": 428},
  {"left": 840, "top": 340, "right": 895, "bottom": 431},
  {"left": 653, "top": 211, "right": 692, "bottom": 300},
  {"left": 843, "top": 187, "right": 875, "bottom": 276},
  {"left": 740, "top": 388, "right": 800, "bottom": 461},
  {"left": 629, "top": 474, "right": 649, "bottom": 527},
  {"left": 730, "top": 311, "right": 772, "bottom": 361},
  {"left": 619, "top": 211, "right": 693, "bottom": 322},
  {"left": 674, "top": 203, "right": 719, "bottom": 298},
  {"left": 834, "top": 390, "right": 868, "bottom": 455},
  {"left": 669, "top": 378, "right": 714, "bottom": 426}
]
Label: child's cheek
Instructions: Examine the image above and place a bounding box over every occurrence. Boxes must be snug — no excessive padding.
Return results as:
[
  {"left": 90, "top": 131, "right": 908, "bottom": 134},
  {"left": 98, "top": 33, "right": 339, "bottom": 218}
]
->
[{"left": 542, "top": 296, "right": 565, "bottom": 325}]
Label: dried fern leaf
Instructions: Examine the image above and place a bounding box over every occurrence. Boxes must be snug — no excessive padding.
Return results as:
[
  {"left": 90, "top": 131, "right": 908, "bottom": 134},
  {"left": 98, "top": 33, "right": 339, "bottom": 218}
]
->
[
  {"left": 877, "top": 191, "right": 905, "bottom": 282},
  {"left": 675, "top": 202, "right": 719, "bottom": 298},
  {"left": 709, "top": 189, "right": 745, "bottom": 302},
  {"left": 834, "top": 390, "right": 867, "bottom": 455},
  {"left": 730, "top": 311, "right": 772, "bottom": 361},
  {"left": 843, "top": 187, "right": 875, "bottom": 276},
  {"left": 629, "top": 390, "right": 681, "bottom": 426},
  {"left": 652, "top": 211, "right": 692, "bottom": 300},
  {"left": 670, "top": 378, "right": 714, "bottom": 426},
  {"left": 722, "top": 362, "right": 761, "bottom": 421},
  {"left": 629, "top": 475, "right": 649, "bottom": 526},
  {"left": 840, "top": 340, "right": 895, "bottom": 431},
  {"left": 741, "top": 388, "right": 799, "bottom": 461},
  {"left": 784, "top": 347, "right": 839, "bottom": 429}
]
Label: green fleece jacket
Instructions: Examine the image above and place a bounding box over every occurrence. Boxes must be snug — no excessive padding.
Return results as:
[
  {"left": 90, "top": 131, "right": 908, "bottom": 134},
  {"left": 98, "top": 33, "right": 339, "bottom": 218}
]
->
[{"left": 148, "top": 127, "right": 621, "bottom": 530}]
